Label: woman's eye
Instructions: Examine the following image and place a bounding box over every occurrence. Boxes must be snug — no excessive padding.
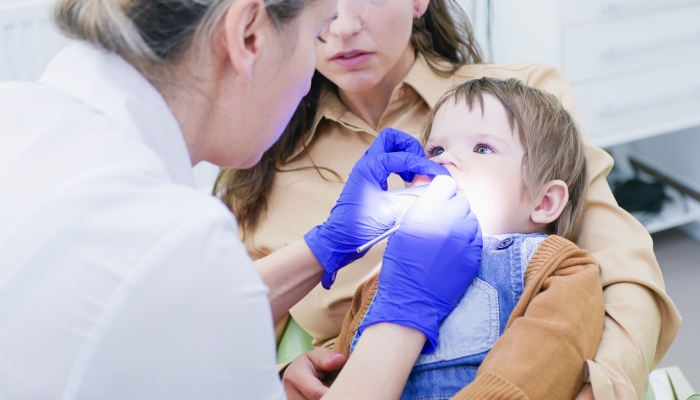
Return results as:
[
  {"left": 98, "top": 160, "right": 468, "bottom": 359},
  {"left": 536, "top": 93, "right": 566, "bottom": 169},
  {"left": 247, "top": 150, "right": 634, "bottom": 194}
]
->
[
  {"left": 316, "top": 36, "right": 327, "bottom": 44},
  {"left": 475, "top": 144, "right": 492, "bottom": 154},
  {"left": 431, "top": 147, "right": 444, "bottom": 157}
]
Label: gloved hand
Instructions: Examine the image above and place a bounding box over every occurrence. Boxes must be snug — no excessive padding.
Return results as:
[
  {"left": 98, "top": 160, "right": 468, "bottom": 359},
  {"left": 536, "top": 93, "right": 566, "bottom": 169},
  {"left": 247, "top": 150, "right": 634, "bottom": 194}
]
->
[
  {"left": 358, "top": 175, "right": 482, "bottom": 353},
  {"left": 304, "top": 128, "right": 449, "bottom": 289}
]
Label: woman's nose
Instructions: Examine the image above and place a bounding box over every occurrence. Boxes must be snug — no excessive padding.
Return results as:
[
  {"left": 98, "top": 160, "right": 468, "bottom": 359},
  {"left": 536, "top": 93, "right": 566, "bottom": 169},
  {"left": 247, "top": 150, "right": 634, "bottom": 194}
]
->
[{"left": 329, "top": 0, "right": 363, "bottom": 39}]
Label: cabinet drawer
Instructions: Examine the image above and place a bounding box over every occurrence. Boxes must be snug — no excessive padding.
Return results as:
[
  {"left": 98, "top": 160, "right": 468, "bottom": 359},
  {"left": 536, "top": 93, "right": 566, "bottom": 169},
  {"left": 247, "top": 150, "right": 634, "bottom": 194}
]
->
[
  {"left": 563, "top": 4, "right": 700, "bottom": 83},
  {"left": 573, "top": 60, "right": 700, "bottom": 148},
  {"left": 564, "top": 0, "right": 700, "bottom": 25}
]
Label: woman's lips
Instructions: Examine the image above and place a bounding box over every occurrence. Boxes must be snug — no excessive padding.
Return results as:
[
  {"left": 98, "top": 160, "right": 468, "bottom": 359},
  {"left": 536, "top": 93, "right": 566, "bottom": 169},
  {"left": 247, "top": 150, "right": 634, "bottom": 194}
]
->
[{"left": 331, "top": 51, "right": 372, "bottom": 68}]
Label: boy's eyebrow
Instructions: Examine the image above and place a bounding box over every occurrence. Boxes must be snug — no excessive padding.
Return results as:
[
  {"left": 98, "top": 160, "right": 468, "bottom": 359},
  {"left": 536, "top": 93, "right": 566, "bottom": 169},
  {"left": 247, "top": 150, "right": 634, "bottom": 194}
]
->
[{"left": 467, "top": 131, "right": 512, "bottom": 148}]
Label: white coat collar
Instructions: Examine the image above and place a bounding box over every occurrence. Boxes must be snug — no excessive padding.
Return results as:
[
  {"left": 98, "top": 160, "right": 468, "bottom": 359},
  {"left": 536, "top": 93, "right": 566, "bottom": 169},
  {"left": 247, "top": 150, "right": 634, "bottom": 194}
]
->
[{"left": 39, "top": 42, "right": 196, "bottom": 188}]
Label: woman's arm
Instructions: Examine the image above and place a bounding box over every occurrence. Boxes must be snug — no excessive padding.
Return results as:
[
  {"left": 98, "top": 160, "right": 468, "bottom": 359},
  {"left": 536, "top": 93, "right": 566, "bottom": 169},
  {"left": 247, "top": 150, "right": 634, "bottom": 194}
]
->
[
  {"left": 526, "top": 64, "right": 681, "bottom": 398},
  {"left": 323, "top": 323, "right": 425, "bottom": 400},
  {"left": 577, "top": 146, "right": 679, "bottom": 399},
  {"left": 255, "top": 240, "right": 325, "bottom": 320}
]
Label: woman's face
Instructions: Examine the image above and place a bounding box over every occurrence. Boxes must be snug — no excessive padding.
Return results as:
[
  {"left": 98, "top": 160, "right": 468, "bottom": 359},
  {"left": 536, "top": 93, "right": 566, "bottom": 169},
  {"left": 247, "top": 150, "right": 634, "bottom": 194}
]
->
[
  {"left": 315, "top": 0, "right": 423, "bottom": 93},
  {"left": 205, "top": 0, "right": 337, "bottom": 168}
]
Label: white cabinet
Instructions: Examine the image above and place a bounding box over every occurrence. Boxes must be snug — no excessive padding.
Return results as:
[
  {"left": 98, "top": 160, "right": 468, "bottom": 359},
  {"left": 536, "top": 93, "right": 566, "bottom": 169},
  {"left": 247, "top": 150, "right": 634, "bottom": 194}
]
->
[{"left": 477, "top": 0, "right": 700, "bottom": 234}]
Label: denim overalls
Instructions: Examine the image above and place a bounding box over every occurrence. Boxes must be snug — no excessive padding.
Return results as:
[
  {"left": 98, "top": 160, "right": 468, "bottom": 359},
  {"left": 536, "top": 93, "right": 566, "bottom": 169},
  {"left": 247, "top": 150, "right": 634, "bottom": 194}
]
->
[{"left": 350, "top": 233, "right": 548, "bottom": 400}]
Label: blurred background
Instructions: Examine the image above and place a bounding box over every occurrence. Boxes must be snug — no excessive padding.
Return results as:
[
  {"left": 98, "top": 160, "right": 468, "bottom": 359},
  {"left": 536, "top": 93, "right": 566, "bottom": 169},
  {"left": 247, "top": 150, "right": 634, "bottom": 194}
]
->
[{"left": 1, "top": 0, "right": 698, "bottom": 391}]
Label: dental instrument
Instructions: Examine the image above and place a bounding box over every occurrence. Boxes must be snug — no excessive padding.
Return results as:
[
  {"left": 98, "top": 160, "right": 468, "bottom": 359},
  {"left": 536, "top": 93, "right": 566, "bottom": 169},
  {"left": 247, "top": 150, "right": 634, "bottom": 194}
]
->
[{"left": 356, "top": 224, "right": 401, "bottom": 253}]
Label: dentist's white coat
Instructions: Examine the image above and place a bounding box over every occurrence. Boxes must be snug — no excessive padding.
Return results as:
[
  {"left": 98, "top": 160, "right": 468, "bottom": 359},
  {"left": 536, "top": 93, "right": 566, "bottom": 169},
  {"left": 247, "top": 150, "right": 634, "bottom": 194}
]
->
[{"left": 0, "top": 43, "right": 285, "bottom": 400}]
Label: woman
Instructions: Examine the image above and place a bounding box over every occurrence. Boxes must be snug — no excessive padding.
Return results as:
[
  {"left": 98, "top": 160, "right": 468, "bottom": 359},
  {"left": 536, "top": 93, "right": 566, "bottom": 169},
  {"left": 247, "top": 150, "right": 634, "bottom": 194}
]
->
[
  {"left": 216, "top": 0, "right": 682, "bottom": 397},
  {"left": 0, "top": 0, "right": 483, "bottom": 398}
]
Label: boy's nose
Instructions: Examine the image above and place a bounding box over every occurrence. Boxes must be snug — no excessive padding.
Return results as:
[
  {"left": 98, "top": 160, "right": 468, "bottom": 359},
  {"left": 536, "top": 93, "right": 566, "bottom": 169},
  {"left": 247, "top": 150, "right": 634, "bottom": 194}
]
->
[
  {"left": 329, "top": 0, "right": 363, "bottom": 39},
  {"left": 433, "top": 153, "right": 463, "bottom": 171}
]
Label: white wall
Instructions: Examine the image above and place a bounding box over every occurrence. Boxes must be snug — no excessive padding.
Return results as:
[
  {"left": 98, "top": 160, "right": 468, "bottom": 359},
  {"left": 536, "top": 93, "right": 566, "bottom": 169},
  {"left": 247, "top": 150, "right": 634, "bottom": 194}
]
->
[
  {"left": 490, "top": 0, "right": 561, "bottom": 65},
  {"left": 0, "top": 0, "right": 66, "bottom": 82}
]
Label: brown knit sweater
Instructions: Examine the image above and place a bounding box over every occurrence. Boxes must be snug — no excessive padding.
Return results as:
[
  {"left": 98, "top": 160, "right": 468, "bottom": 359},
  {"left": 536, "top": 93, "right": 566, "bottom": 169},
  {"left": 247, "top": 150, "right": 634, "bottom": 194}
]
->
[{"left": 332, "top": 235, "right": 605, "bottom": 400}]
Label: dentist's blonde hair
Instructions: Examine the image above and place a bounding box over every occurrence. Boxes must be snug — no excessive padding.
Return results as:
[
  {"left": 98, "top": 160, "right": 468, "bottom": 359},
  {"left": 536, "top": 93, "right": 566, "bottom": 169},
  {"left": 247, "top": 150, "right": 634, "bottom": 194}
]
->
[{"left": 53, "top": 0, "right": 314, "bottom": 82}]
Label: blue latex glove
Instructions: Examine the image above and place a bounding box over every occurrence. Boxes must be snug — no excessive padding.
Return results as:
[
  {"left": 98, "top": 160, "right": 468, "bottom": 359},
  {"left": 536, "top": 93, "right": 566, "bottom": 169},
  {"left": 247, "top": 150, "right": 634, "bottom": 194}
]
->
[
  {"left": 358, "top": 175, "right": 483, "bottom": 353},
  {"left": 304, "top": 128, "right": 449, "bottom": 289}
]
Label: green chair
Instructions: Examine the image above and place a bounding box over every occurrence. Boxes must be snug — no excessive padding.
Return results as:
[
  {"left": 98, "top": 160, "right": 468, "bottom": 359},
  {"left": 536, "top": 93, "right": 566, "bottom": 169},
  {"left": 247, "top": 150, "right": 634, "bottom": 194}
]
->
[
  {"left": 645, "top": 366, "right": 697, "bottom": 400},
  {"left": 277, "top": 317, "right": 314, "bottom": 365}
]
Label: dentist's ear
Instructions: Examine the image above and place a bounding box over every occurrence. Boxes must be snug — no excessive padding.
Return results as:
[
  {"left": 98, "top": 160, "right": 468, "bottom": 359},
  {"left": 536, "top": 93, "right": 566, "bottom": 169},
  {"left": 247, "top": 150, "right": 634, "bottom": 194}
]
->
[
  {"left": 531, "top": 180, "right": 569, "bottom": 225},
  {"left": 219, "top": 0, "right": 268, "bottom": 84}
]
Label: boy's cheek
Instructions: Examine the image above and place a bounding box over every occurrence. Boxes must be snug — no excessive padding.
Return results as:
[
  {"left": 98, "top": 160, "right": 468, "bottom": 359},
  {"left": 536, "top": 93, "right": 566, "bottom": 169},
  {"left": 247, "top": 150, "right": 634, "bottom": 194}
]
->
[{"left": 408, "top": 174, "right": 433, "bottom": 188}]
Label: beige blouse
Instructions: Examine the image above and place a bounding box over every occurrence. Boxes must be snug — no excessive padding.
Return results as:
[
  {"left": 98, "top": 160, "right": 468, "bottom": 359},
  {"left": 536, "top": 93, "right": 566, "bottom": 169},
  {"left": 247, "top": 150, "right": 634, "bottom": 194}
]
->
[{"left": 245, "top": 56, "right": 681, "bottom": 399}]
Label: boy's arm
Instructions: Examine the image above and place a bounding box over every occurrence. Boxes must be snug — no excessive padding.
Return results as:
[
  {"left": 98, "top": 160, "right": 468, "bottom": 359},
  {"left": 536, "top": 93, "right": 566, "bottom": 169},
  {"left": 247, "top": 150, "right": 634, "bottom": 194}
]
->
[{"left": 452, "top": 237, "right": 605, "bottom": 400}]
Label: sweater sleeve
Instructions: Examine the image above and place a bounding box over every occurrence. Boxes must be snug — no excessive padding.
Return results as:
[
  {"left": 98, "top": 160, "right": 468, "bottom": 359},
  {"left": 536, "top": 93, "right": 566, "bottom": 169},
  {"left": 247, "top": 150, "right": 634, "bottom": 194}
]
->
[{"left": 452, "top": 236, "right": 605, "bottom": 400}]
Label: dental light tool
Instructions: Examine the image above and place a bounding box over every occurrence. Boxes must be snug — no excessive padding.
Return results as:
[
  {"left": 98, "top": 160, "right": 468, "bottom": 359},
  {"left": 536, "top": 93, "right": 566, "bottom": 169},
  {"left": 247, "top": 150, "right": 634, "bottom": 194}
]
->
[{"left": 356, "top": 224, "right": 401, "bottom": 253}]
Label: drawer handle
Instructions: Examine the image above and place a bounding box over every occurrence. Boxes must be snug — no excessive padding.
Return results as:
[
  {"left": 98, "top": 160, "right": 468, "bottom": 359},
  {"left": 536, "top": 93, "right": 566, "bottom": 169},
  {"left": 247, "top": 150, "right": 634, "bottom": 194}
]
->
[
  {"left": 599, "top": 86, "right": 700, "bottom": 117},
  {"left": 601, "top": 31, "right": 700, "bottom": 59},
  {"left": 601, "top": 0, "right": 699, "bottom": 16}
]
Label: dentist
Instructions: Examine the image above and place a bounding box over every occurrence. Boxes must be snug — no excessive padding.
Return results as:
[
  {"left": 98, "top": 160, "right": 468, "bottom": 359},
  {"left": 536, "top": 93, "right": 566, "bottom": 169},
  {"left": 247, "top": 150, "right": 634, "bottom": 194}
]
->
[{"left": 0, "top": 0, "right": 482, "bottom": 399}]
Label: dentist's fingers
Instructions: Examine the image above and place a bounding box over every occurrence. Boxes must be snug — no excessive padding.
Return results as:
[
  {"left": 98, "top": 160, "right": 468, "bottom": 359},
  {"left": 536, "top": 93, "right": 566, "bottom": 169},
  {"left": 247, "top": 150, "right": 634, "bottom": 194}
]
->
[
  {"left": 364, "top": 128, "right": 429, "bottom": 183},
  {"left": 415, "top": 175, "right": 458, "bottom": 204},
  {"left": 365, "top": 128, "right": 426, "bottom": 158},
  {"left": 367, "top": 152, "right": 449, "bottom": 190}
]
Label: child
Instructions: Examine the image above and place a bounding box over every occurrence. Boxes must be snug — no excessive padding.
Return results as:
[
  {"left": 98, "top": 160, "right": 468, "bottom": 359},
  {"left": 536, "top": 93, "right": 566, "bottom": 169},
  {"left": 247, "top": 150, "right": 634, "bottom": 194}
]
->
[{"left": 332, "top": 77, "right": 605, "bottom": 400}]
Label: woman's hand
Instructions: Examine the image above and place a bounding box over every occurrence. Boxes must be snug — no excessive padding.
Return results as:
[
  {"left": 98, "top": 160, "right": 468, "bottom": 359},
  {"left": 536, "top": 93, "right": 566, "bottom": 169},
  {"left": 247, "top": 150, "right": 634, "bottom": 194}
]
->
[
  {"left": 304, "top": 128, "right": 449, "bottom": 289},
  {"left": 359, "top": 175, "right": 482, "bottom": 352},
  {"left": 283, "top": 348, "right": 347, "bottom": 400}
]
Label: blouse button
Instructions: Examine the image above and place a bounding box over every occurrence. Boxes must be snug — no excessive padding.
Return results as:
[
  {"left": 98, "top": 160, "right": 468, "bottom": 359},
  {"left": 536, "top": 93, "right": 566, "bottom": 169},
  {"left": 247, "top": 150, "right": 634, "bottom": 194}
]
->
[{"left": 398, "top": 87, "right": 406, "bottom": 98}]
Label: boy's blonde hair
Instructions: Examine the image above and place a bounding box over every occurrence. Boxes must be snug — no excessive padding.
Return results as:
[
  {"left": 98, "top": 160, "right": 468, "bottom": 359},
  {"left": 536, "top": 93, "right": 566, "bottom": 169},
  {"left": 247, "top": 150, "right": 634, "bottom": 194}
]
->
[{"left": 422, "top": 77, "right": 588, "bottom": 241}]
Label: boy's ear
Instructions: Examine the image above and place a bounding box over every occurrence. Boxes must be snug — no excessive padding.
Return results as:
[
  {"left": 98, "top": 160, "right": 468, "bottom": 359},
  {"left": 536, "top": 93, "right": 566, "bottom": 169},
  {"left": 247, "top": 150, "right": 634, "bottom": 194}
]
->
[
  {"left": 219, "top": 0, "right": 267, "bottom": 84},
  {"left": 531, "top": 180, "right": 569, "bottom": 225}
]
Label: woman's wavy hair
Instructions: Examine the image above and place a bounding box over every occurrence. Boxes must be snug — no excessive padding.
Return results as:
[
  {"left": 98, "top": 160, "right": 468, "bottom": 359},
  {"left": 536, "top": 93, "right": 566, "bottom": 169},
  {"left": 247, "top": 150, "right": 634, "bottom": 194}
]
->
[{"left": 215, "top": 0, "right": 483, "bottom": 238}]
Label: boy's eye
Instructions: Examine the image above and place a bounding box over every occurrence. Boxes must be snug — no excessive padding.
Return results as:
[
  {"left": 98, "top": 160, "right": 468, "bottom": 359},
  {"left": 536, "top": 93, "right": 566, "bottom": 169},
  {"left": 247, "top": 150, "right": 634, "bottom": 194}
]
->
[
  {"left": 474, "top": 144, "right": 492, "bottom": 154},
  {"left": 431, "top": 147, "right": 444, "bottom": 157}
]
